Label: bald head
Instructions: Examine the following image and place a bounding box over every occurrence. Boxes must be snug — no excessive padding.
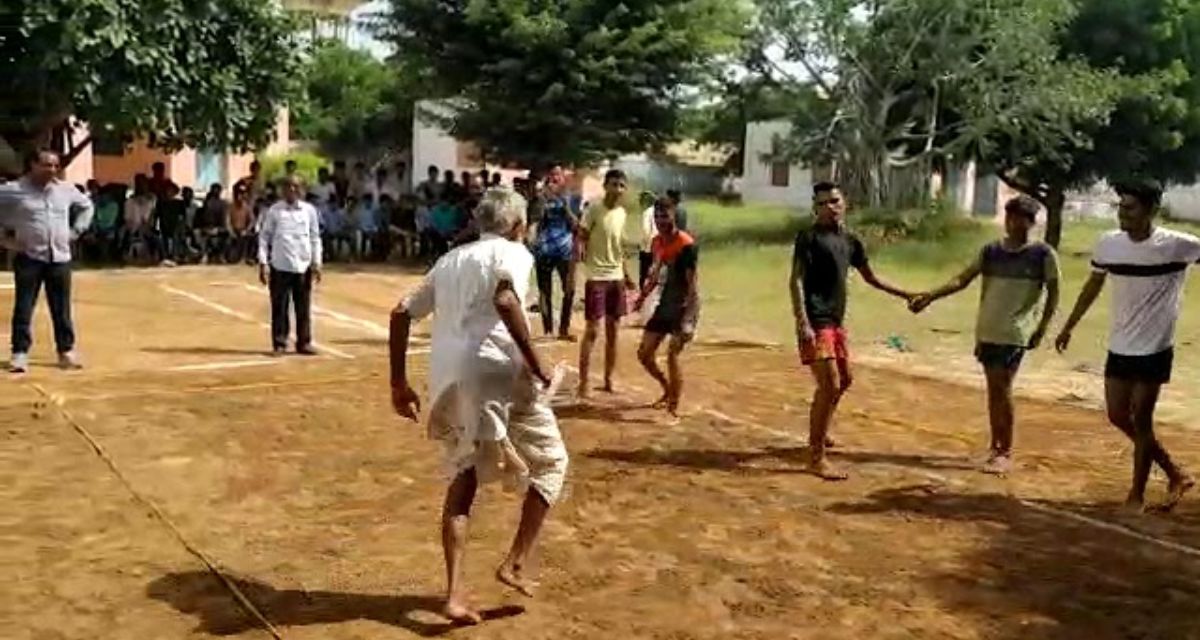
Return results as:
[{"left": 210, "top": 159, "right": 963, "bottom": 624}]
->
[{"left": 282, "top": 175, "right": 304, "bottom": 203}]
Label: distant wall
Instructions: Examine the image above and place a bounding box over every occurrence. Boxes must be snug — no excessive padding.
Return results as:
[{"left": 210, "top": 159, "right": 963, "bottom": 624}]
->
[
  {"left": 742, "top": 120, "right": 813, "bottom": 206},
  {"left": 613, "top": 157, "right": 722, "bottom": 196}
]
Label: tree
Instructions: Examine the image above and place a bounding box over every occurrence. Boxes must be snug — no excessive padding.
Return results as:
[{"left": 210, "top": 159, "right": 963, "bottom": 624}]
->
[
  {"left": 984, "top": 0, "right": 1200, "bottom": 245},
  {"left": 381, "top": 0, "right": 750, "bottom": 168},
  {"left": 0, "top": 0, "right": 300, "bottom": 168},
  {"left": 756, "top": 0, "right": 1121, "bottom": 212},
  {"left": 292, "top": 39, "right": 416, "bottom": 161}
]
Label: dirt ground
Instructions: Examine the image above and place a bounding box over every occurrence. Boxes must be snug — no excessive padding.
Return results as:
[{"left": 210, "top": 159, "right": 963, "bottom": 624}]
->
[{"left": 2, "top": 265, "right": 1199, "bottom": 640}]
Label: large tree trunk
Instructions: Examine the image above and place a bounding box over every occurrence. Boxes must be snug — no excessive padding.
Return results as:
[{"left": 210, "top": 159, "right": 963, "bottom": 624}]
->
[{"left": 1042, "top": 188, "right": 1065, "bottom": 248}]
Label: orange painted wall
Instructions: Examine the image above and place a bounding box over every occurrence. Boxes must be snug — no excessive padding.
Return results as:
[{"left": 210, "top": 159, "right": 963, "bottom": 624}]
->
[{"left": 92, "top": 140, "right": 170, "bottom": 186}]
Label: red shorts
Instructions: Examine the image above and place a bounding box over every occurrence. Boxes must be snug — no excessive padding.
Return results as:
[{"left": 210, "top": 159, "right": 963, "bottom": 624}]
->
[
  {"left": 799, "top": 326, "right": 849, "bottom": 365},
  {"left": 584, "top": 280, "right": 627, "bottom": 321}
]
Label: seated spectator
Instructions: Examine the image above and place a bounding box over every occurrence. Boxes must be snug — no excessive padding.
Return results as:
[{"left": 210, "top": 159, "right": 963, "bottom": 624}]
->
[
  {"left": 194, "top": 183, "right": 228, "bottom": 264},
  {"left": 83, "top": 182, "right": 121, "bottom": 262},
  {"left": 352, "top": 192, "right": 382, "bottom": 261},
  {"left": 155, "top": 183, "right": 188, "bottom": 264},
  {"left": 319, "top": 195, "right": 352, "bottom": 261},
  {"left": 122, "top": 174, "right": 159, "bottom": 263}
]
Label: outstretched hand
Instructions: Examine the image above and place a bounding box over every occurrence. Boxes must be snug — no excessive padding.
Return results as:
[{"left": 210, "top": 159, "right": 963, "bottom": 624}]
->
[
  {"left": 1054, "top": 331, "right": 1072, "bottom": 354},
  {"left": 391, "top": 383, "right": 421, "bottom": 421},
  {"left": 908, "top": 293, "right": 933, "bottom": 314}
]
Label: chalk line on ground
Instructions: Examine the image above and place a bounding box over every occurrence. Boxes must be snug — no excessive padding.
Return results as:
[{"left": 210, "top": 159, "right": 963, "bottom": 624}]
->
[
  {"left": 161, "top": 284, "right": 355, "bottom": 360},
  {"left": 168, "top": 359, "right": 282, "bottom": 372}
]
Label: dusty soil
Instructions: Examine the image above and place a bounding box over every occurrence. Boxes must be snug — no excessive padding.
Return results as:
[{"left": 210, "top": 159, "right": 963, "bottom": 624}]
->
[{"left": 2, "top": 265, "right": 1198, "bottom": 640}]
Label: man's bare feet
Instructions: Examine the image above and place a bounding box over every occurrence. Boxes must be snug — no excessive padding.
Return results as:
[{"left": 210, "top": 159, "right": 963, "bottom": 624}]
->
[
  {"left": 599, "top": 380, "right": 615, "bottom": 394},
  {"left": 650, "top": 393, "right": 670, "bottom": 410},
  {"left": 576, "top": 384, "right": 590, "bottom": 401},
  {"left": 806, "top": 458, "right": 848, "bottom": 481},
  {"left": 1153, "top": 475, "right": 1195, "bottom": 513},
  {"left": 823, "top": 435, "right": 837, "bottom": 449},
  {"left": 1120, "top": 494, "right": 1146, "bottom": 515},
  {"left": 496, "top": 564, "right": 537, "bottom": 597},
  {"left": 443, "top": 599, "right": 483, "bottom": 625},
  {"left": 981, "top": 453, "right": 1012, "bottom": 476}
]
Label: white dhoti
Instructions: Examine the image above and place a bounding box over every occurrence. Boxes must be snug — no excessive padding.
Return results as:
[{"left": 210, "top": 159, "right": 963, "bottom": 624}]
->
[{"left": 428, "top": 359, "right": 568, "bottom": 505}]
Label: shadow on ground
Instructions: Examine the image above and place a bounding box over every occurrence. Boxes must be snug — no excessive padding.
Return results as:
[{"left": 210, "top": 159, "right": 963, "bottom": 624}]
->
[
  {"left": 147, "top": 572, "right": 524, "bottom": 637},
  {"left": 826, "top": 485, "right": 1200, "bottom": 640},
  {"left": 585, "top": 445, "right": 976, "bottom": 474},
  {"left": 141, "top": 347, "right": 271, "bottom": 357}
]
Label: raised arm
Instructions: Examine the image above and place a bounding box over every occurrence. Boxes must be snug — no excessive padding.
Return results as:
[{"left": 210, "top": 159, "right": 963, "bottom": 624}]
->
[{"left": 1055, "top": 271, "right": 1106, "bottom": 353}]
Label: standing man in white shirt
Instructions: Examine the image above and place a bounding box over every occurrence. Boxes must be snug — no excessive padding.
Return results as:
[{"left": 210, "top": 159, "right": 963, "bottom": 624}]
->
[
  {"left": 390, "top": 188, "right": 568, "bottom": 624},
  {"left": 258, "top": 176, "right": 323, "bottom": 356},
  {"left": 0, "top": 149, "right": 94, "bottom": 373},
  {"left": 1056, "top": 180, "right": 1200, "bottom": 512}
]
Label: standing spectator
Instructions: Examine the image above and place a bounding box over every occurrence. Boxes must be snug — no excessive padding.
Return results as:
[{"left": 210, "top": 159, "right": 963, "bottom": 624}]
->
[
  {"left": 393, "top": 160, "right": 410, "bottom": 196},
  {"left": 478, "top": 169, "right": 491, "bottom": 190},
  {"left": 228, "top": 184, "right": 256, "bottom": 263},
  {"left": 311, "top": 166, "right": 337, "bottom": 206},
  {"left": 576, "top": 169, "right": 633, "bottom": 400},
  {"left": 373, "top": 166, "right": 398, "bottom": 202},
  {"left": 491, "top": 172, "right": 503, "bottom": 189},
  {"left": 282, "top": 159, "right": 299, "bottom": 186},
  {"left": 636, "top": 190, "right": 657, "bottom": 288},
  {"left": 148, "top": 161, "right": 177, "bottom": 202},
  {"left": 350, "top": 161, "right": 372, "bottom": 199},
  {"left": 332, "top": 160, "right": 351, "bottom": 204},
  {"left": 0, "top": 149, "right": 94, "bottom": 372},
  {"left": 155, "top": 183, "right": 188, "bottom": 264},
  {"left": 258, "top": 176, "right": 323, "bottom": 356},
  {"left": 418, "top": 165, "right": 441, "bottom": 205},
  {"left": 122, "top": 174, "right": 158, "bottom": 261},
  {"left": 666, "top": 189, "right": 689, "bottom": 233},
  {"left": 532, "top": 164, "right": 579, "bottom": 340},
  {"left": 442, "top": 170, "right": 462, "bottom": 208},
  {"left": 234, "top": 160, "right": 265, "bottom": 208},
  {"left": 194, "top": 183, "right": 228, "bottom": 263}
]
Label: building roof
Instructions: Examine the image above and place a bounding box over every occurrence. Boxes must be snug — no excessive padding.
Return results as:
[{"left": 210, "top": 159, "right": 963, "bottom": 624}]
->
[{"left": 282, "top": 0, "right": 363, "bottom": 15}]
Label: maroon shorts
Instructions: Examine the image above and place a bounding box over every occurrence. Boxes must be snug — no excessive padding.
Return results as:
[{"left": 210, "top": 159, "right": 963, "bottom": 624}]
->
[{"left": 584, "top": 280, "right": 627, "bottom": 321}]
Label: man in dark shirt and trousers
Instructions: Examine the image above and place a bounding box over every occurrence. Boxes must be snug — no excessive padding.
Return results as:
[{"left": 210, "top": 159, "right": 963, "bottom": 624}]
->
[
  {"left": 790, "top": 182, "right": 915, "bottom": 480},
  {"left": 258, "top": 176, "right": 323, "bottom": 355},
  {"left": 0, "top": 149, "right": 94, "bottom": 373}
]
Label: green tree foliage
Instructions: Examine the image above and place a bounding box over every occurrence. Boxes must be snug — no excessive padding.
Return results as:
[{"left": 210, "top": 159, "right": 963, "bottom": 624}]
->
[
  {"left": 984, "top": 0, "right": 1200, "bottom": 245},
  {"left": 0, "top": 0, "right": 300, "bottom": 167},
  {"left": 292, "top": 39, "right": 416, "bottom": 161},
  {"left": 382, "top": 0, "right": 750, "bottom": 168}
]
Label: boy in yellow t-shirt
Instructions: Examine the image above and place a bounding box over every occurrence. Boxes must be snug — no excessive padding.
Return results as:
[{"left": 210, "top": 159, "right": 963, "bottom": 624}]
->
[{"left": 577, "top": 169, "right": 633, "bottom": 399}]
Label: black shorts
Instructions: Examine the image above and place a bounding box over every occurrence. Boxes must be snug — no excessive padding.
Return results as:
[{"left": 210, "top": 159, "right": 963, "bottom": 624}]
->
[
  {"left": 1105, "top": 348, "right": 1173, "bottom": 385},
  {"left": 975, "top": 343, "right": 1026, "bottom": 370}
]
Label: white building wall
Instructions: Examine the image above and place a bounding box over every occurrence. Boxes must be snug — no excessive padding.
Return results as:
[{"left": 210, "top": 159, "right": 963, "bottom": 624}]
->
[
  {"left": 742, "top": 120, "right": 812, "bottom": 206},
  {"left": 410, "top": 101, "right": 461, "bottom": 191},
  {"left": 1162, "top": 184, "right": 1200, "bottom": 221}
]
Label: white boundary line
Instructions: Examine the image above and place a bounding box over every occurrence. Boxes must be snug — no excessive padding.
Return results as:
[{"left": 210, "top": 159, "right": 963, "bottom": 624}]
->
[
  {"left": 161, "top": 284, "right": 355, "bottom": 360},
  {"left": 168, "top": 360, "right": 281, "bottom": 372}
]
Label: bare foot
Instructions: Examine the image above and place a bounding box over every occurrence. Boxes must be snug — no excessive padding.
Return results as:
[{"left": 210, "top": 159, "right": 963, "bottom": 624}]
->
[
  {"left": 824, "top": 435, "right": 837, "bottom": 449},
  {"left": 806, "top": 458, "right": 849, "bottom": 481},
  {"left": 1120, "top": 495, "right": 1146, "bottom": 515},
  {"left": 495, "top": 564, "right": 537, "bottom": 598},
  {"left": 576, "top": 384, "right": 590, "bottom": 401},
  {"left": 443, "top": 599, "right": 483, "bottom": 625},
  {"left": 981, "top": 453, "right": 1012, "bottom": 476},
  {"left": 650, "top": 394, "right": 670, "bottom": 410},
  {"left": 1153, "top": 475, "right": 1195, "bottom": 513},
  {"left": 599, "top": 381, "right": 615, "bottom": 394}
]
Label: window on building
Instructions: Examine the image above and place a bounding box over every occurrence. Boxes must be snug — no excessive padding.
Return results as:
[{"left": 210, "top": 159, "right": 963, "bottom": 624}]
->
[{"left": 770, "top": 161, "right": 790, "bottom": 187}]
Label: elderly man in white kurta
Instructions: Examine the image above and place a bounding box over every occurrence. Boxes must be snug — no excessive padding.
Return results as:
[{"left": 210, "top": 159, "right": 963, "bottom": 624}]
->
[{"left": 389, "top": 188, "right": 568, "bottom": 625}]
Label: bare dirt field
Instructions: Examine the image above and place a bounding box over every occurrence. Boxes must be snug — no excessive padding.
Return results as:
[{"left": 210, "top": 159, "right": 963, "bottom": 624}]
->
[{"left": 2, "top": 265, "right": 1198, "bottom": 640}]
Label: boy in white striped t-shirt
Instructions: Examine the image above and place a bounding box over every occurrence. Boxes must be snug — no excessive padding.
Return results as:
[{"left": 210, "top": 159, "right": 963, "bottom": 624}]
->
[{"left": 1056, "top": 180, "right": 1200, "bottom": 513}]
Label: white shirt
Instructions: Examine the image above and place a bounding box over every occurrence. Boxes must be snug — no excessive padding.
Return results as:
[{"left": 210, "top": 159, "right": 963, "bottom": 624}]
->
[
  {"left": 403, "top": 234, "right": 535, "bottom": 429},
  {"left": 1091, "top": 226, "right": 1200, "bottom": 355},
  {"left": 257, "top": 199, "right": 323, "bottom": 273},
  {"left": 311, "top": 181, "right": 336, "bottom": 205}
]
